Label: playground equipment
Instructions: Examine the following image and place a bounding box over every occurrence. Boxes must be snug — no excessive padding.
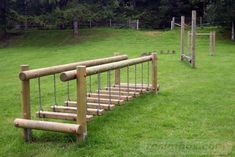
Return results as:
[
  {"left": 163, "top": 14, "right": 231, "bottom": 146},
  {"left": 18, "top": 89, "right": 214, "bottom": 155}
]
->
[
  {"left": 180, "top": 10, "right": 197, "bottom": 68},
  {"left": 187, "top": 31, "right": 216, "bottom": 56},
  {"left": 170, "top": 17, "right": 188, "bottom": 30},
  {"left": 14, "top": 53, "right": 159, "bottom": 143}
]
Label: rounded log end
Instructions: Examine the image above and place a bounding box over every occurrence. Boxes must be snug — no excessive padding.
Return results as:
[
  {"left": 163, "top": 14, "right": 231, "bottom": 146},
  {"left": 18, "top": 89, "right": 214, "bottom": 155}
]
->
[
  {"left": 19, "top": 72, "right": 27, "bottom": 81},
  {"left": 14, "top": 118, "right": 20, "bottom": 127},
  {"left": 60, "top": 73, "right": 68, "bottom": 82}
]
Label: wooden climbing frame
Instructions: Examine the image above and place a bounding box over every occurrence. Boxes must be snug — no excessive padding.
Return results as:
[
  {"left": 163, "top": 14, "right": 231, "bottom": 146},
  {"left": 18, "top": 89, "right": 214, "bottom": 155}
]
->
[
  {"left": 180, "top": 10, "right": 197, "bottom": 68},
  {"left": 14, "top": 53, "right": 159, "bottom": 143}
]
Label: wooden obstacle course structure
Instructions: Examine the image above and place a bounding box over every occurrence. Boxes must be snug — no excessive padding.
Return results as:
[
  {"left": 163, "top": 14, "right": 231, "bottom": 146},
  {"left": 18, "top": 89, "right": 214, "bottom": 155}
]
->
[
  {"left": 14, "top": 53, "right": 159, "bottom": 143},
  {"left": 14, "top": 55, "right": 128, "bottom": 142},
  {"left": 180, "top": 10, "right": 196, "bottom": 68},
  {"left": 187, "top": 31, "right": 216, "bottom": 56},
  {"left": 171, "top": 17, "right": 188, "bottom": 30}
]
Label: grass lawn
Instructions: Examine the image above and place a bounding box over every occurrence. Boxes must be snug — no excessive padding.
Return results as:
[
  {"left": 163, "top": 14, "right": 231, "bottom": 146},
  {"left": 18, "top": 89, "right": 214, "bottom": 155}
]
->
[{"left": 0, "top": 27, "right": 234, "bottom": 157}]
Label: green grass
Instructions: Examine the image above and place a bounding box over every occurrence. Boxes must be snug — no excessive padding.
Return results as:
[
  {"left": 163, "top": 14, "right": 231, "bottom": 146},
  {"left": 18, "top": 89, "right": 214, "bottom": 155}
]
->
[{"left": 0, "top": 27, "right": 234, "bottom": 157}]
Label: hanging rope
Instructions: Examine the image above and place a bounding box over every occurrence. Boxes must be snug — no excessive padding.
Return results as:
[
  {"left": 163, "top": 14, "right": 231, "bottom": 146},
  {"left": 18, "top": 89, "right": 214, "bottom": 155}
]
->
[
  {"left": 53, "top": 74, "right": 57, "bottom": 106},
  {"left": 89, "top": 75, "right": 92, "bottom": 96},
  {"left": 97, "top": 72, "right": 101, "bottom": 114},
  {"left": 66, "top": 81, "right": 70, "bottom": 106},
  {"left": 127, "top": 65, "right": 129, "bottom": 99},
  {"left": 108, "top": 70, "right": 111, "bottom": 108},
  {"left": 141, "top": 63, "right": 144, "bottom": 92},
  {"left": 147, "top": 61, "right": 150, "bottom": 90},
  {"left": 134, "top": 64, "right": 137, "bottom": 96},
  {"left": 118, "top": 69, "right": 121, "bottom": 100},
  {"left": 38, "top": 77, "right": 43, "bottom": 118}
]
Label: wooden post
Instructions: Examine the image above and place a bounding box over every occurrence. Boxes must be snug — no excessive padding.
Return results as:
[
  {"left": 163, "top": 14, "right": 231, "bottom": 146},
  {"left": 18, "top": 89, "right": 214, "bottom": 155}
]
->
[
  {"left": 21, "top": 65, "right": 32, "bottom": 142},
  {"left": 191, "top": 11, "right": 196, "bottom": 68},
  {"left": 76, "top": 66, "right": 87, "bottom": 143},
  {"left": 172, "top": 17, "right": 175, "bottom": 29},
  {"left": 180, "top": 16, "right": 185, "bottom": 60},
  {"left": 171, "top": 20, "right": 173, "bottom": 30},
  {"left": 109, "top": 19, "right": 112, "bottom": 27},
  {"left": 212, "top": 31, "right": 216, "bottom": 55},
  {"left": 114, "top": 53, "right": 120, "bottom": 85},
  {"left": 89, "top": 20, "right": 92, "bottom": 28},
  {"left": 137, "top": 19, "right": 139, "bottom": 30},
  {"left": 232, "top": 21, "right": 234, "bottom": 41},
  {"left": 73, "top": 20, "right": 79, "bottom": 36},
  {"left": 209, "top": 32, "right": 213, "bottom": 55},
  {"left": 151, "top": 53, "right": 157, "bottom": 94},
  {"left": 200, "top": 17, "right": 202, "bottom": 27}
]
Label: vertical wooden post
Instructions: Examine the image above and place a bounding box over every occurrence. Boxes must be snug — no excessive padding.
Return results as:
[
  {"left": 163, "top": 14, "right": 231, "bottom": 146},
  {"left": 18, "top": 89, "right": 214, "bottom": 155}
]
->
[
  {"left": 151, "top": 53, "right": 157, "bottom": 94},
  {"left": 209, "top": 32, "right": 213, "bottom": 55},
  {"left": 137, "top": 19, "right": 139, "bottom": 30},
  {"left": 109, "top": 19, "right": 112, "bottom": 27},
  {"left": 114, "top": 53, "right": 120, "bottom": 85},
  {"left": 21, "top": 65, "right": 32, "bottom": 142},
  {"left": 76, "top": 66, "right": 87, "bottom": 143},
  {"left": 200, "top": 17, "right": 202, "bottom": 27},
  {"left": 171, "top": 20, "right": 174, "bottom": 30},
  {"left": 232, "top": 21, "right": 234, "bottom": 41},
  {"left": 191, "top": 10, "right": 196, "bottom": 68},
  {"left": 213, "top": 31, "right": 216, "bottom": 55},
  {"left": 89, "top": 20, "right": 92, "bottom": 28},
  {"left": 172, "top": 17, "right": 175, "bottom": 29},
  {"left": 73, "top": 20, "right": 79, "bottom": 36},
  {"left": 180, "top": 16, "right": 185, "bottom": 60}
]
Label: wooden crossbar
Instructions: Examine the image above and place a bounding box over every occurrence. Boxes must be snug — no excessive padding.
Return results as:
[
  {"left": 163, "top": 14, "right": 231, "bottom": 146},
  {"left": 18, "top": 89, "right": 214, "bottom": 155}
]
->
[
  {"left": 51, "top": 106, "right": 104, "bottom": 116},
  {"left": 36, "top": 111, "right": 93, "bottom": 121},
  {"left": 14, "top": 119, "right": 80, "bottom": 134},
  {"left": 87, "top": 93, "right": 132, "bottom": 100}
]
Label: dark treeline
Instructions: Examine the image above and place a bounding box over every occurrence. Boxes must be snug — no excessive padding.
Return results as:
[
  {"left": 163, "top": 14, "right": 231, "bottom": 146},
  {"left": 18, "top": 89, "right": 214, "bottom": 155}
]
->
[{"left": 0, "top": 0, "right": 235, "bottom": 39}]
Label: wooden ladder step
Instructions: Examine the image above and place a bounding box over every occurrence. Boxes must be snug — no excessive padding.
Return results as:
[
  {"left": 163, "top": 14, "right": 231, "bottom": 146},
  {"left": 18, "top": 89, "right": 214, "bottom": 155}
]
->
[
  {"left": 14, "top": 118, "right": 80, "bottom": 134},
  {"left": 105, "top": 87, "right": 146, "bottom": 93},
  {"left": 64, "top": 102, "right": 115, "bottom": 110},
  {"left": 36, "top": 111, "right": 93, "bottom": 121},
  {"left": 87, "top": 103, "right": 115, "bottom": 110},
  {"left": 51, "top": 106, "right": 104, "bottom": 116},
  {"left": 98, "top": 90, "right": 140, "bottom": 97},
  {"left": 87, "top": 93, "right": 132, "bottom": 100}
]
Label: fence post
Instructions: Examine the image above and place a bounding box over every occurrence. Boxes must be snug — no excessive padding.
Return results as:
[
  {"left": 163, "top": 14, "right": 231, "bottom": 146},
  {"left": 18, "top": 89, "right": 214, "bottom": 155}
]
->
[
  {"left": 21, "top": 65, "right": 32, "bottom": 142},
  {"left": 114, "top": 53, "right": 120, "bottom": 85},
  {"left": 232, "top": 21, "right": 234, "bottom": 41},
  {"left": 89, "top": 20, "right": 92, "bottom": 28},
  {"left": 137, "top": 19, "right": 139, "bottom": 30},
  {"left": 76, "top": 66, "right": 87, "bottom": 143},
  {"left": 73, "top": 20, "right": 79, "bottom": 36},
  {"left": 191, "top": 10, "right": 196, "bottom": 68},
  {"left": 200, "top": 17, "right": 202, "bottom": 27},
  {"left": 172, "top": 17, "right": 175, "bottom": 29},
  {"left": 180, "top": 16, "right": 185, "bottom": 60},
  {"left": 213, "top": 31, "right": 216, "bottom": 55},
  {"left": 109, "top": 19, "right": 112, "bottom": 27},
  {"left": 209, "top": 32, "right": 213, "bottom": 55},
  {"left": 151, "top": 53, "right": 157, "bottom": 94}
]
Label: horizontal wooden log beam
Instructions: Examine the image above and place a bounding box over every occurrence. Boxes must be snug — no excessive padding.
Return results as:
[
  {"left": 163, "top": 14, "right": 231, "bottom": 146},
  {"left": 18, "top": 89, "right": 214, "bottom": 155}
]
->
[
  {"left": 66, "top": 102, "right": 115, "bottom": 110},
  {"left": 14, "top": 118, "right": 81, "bottom": 134},
  {"left": 87, "top": 93, "right": 132, "bottom": 100},
  {"left": 51, "top": 106, "right": 104, "bottom": 116},
  {"left": 105, "top": 87, "right": 147, "bottom": 93},
  {"left": 60, "top": 55, "right": 153, "bottom": 81},
  {"left": 19, "top": 55, "right": 128, "bottom": 81},
  {"left": 36, "top": 111, "right": 93, "bottom": 121},
  {"left": 98, "top": 90, "right": 140, "bottom": 96}
]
